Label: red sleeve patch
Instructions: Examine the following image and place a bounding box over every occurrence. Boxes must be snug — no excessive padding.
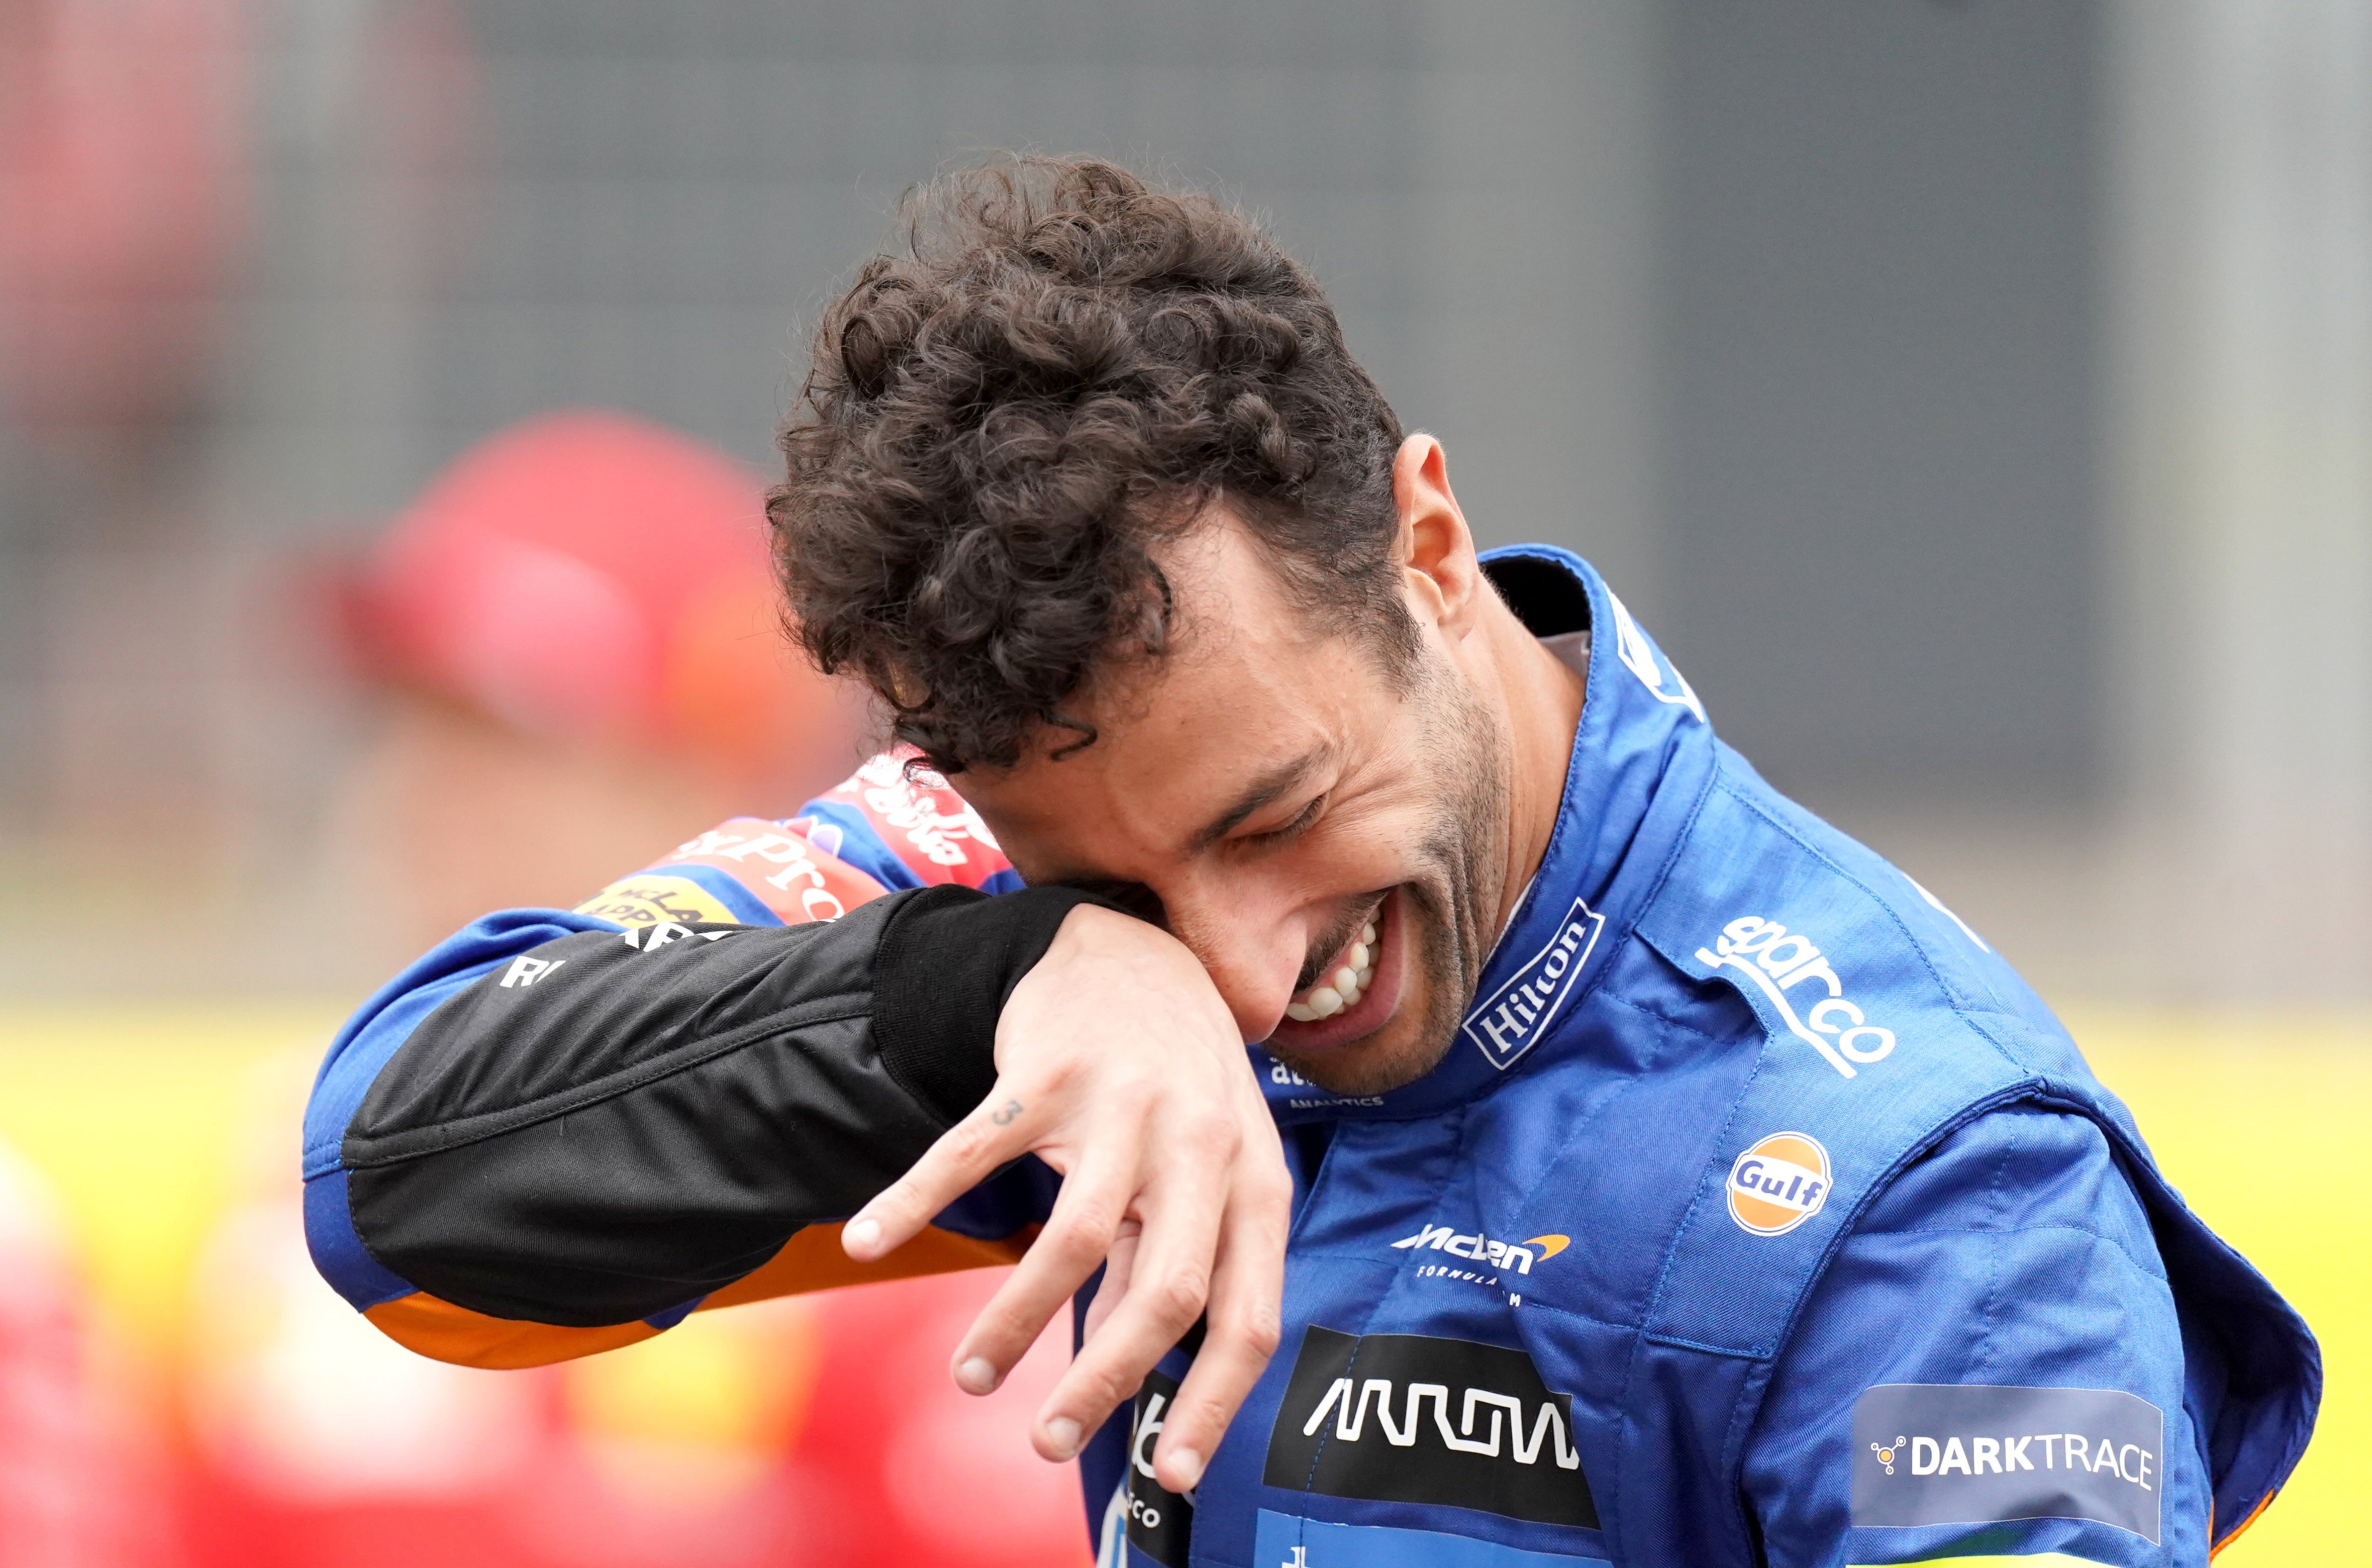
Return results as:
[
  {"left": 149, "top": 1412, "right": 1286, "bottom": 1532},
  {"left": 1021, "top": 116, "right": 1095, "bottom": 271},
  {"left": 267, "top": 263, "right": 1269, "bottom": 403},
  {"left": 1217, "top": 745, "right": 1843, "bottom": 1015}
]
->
[
  {"left": 659, "top": 817, "right": 892, "bottom": 925},
  {"left": 826, "top": 749, "right": 1014, "bottom": 890}
]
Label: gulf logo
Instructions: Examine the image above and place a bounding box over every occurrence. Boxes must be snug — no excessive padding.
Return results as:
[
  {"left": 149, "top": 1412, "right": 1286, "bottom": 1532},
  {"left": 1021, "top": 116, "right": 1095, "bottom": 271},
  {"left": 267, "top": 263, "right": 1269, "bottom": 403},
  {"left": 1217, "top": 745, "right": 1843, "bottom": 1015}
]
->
[{"left": 1726, "top": 1132, "right": 1833, "bottom": 1237}]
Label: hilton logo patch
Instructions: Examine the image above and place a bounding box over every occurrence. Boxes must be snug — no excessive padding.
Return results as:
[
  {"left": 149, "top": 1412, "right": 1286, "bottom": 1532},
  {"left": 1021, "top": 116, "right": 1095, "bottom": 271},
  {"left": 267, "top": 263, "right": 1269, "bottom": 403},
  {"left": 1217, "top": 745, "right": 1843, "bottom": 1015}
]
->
[{"left": 1461, "top": 898, "right": 1606, "bottom": 1071}]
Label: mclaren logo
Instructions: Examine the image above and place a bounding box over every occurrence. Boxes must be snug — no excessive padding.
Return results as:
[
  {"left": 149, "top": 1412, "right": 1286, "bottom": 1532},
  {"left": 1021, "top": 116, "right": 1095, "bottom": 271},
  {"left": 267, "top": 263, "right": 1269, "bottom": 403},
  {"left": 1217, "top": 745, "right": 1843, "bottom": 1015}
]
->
[
  {"left": 1263, "top": 1327, "right": 1597, "bottom": 1529},
  {"left": 1391, "top": 1224, "right": 1570, "bottom": 1276}
]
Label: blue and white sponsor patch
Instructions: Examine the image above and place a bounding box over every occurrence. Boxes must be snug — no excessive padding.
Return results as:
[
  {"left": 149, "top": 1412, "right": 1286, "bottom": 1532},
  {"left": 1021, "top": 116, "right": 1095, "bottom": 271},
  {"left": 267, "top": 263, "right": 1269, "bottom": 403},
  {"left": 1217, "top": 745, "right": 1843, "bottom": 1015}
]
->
[
  {"left": 1852, "top": 1384, "right": 2163, "bottom": 1545},
  {"left": 1253, "top": 1511, "right": 1606, "bottom": 1567},
  {"left": 1461, "top": 898, "right": 1605, "bottom": 1071},
  {"left": 1605, "top": 589, "right": 1704, "bottom": 723}
]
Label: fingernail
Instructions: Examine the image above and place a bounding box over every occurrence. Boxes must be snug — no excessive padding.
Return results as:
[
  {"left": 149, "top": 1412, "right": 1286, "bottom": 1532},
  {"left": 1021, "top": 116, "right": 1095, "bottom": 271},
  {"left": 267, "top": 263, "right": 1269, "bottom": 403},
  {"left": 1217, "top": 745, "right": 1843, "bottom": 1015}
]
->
[
  {"left": 1166, "top": 1447, "right": 1205, "bottom": 1490},
  {"left": 843, "top": 1216, "right": 881, "bottom": 1257},
  {"left": 956, "top": 1356, "right": 1000, "bottom": 1395},
  {"left": 1044, "top": 1417, "right": 1082, "bottom": 1459}
]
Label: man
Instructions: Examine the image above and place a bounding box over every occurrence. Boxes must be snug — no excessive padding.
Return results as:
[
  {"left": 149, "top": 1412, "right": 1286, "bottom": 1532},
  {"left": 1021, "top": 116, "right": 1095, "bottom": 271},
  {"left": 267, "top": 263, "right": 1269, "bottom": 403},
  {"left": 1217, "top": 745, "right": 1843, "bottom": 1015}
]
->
[{"left": 304, "top": 159, "right": 2317, "bottom": 1567}]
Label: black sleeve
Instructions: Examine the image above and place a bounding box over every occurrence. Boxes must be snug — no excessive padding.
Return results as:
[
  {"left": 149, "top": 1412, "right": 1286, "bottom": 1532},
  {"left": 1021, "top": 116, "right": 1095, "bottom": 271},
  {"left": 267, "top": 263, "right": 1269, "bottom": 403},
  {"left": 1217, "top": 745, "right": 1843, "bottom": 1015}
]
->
[{"left": 340, "top": 884, "right": 1108, "bottom": 1327}]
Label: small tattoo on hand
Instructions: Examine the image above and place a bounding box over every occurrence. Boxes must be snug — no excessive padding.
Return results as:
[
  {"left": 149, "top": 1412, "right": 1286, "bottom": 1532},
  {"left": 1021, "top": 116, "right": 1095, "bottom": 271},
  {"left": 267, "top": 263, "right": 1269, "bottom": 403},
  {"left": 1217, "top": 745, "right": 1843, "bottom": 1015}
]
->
[{"left": 991, "top": 1099, "right": 1024, "bottom": 1125}]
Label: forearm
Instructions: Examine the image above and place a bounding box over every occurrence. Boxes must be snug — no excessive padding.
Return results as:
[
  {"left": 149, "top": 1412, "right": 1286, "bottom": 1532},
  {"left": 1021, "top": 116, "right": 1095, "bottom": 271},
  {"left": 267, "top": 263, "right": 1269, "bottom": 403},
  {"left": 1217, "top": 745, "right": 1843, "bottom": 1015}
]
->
[{"left": 305, "top": 883, "right": 1103, "bottom": 1354}]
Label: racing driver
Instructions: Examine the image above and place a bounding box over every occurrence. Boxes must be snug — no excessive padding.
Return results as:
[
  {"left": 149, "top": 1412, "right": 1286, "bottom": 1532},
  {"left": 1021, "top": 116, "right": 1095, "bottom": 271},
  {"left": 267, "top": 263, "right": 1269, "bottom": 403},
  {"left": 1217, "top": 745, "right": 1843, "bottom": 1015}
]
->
[{"left": 303, "top": 158, "right": 2318, "bottom": 1568}]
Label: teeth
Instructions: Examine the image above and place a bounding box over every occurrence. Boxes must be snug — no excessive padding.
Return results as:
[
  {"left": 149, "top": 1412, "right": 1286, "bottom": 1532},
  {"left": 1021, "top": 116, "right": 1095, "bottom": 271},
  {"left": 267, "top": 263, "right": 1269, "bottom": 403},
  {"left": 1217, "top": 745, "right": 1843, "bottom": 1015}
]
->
[{"left": 1286, "top": 910, "right": 1382, "bottom": 1026}]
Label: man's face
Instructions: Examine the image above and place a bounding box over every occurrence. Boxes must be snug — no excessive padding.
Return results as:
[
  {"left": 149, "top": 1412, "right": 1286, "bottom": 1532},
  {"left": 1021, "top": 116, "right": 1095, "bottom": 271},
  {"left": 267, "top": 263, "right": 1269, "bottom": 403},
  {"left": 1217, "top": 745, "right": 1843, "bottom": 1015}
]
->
[{"left": 957, "top": 520, "right": 1516, "bottom": 1096}]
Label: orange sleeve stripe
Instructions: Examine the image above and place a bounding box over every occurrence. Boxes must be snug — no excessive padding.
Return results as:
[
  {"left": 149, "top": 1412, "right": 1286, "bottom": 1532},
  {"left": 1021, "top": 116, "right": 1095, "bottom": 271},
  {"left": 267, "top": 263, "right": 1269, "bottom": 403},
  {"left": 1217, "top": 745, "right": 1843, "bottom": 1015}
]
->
[
  {"left": 361, "top": 1222, "right": 1035, "bottom": 1369},
  {"left": 363, "top": 1293, "right": 663, "bottom": 1370},
  {"left": 2211, "top": 1485, "right": 2280, "bottom": 1557},
  {"left": 699, "top": 1221, "right": 1033, "bottom": 1309}
]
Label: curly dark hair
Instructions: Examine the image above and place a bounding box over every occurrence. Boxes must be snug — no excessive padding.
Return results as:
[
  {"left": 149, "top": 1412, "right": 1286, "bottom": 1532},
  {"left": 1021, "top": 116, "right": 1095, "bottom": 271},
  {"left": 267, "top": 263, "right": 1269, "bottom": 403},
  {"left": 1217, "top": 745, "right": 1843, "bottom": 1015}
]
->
[{"left": 768, "top": 155, "right": 1415, "bottom": 774}]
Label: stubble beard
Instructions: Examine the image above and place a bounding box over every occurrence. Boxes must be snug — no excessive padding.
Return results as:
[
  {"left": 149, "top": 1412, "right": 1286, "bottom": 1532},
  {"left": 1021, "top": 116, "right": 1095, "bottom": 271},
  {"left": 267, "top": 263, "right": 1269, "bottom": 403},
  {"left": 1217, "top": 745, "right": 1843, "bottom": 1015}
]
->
[{"left": 1281, "top": 658, "right": 1514, "bottom": 1097}]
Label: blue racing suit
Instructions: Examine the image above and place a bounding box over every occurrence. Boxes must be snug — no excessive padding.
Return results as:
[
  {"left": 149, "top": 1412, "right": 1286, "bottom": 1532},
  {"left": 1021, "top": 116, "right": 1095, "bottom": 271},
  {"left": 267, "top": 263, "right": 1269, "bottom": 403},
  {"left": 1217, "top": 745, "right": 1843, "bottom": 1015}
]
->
[{"left": 304, "top": 546, "right": 2317, "bottom": 1567}]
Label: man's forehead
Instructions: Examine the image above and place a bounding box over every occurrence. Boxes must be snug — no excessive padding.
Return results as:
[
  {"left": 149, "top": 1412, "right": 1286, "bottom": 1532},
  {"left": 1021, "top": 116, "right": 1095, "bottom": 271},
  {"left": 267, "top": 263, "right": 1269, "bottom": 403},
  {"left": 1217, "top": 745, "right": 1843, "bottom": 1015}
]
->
[{"left": 1156, "top": 507, "right": 1335, "bottom": 658}]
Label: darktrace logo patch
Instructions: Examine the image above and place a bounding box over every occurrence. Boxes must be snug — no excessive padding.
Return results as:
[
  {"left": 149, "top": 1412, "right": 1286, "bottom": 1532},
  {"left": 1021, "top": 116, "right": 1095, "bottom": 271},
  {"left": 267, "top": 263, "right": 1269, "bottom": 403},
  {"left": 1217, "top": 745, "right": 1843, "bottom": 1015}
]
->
[
  {"left": 1851, "top": 1384, "right": 2163, "bottom": 1544},
  {"left": 1460, "top": 898, "right": 1605, "bottom": 1071},
  {"left": 1263, "top": 1326, "right": 1597, "bottom": 1529}
]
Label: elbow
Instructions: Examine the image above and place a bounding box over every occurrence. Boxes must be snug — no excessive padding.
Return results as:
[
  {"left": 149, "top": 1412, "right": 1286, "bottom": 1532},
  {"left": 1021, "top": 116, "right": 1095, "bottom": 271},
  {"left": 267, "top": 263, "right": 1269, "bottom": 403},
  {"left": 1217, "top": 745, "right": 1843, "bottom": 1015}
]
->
[{"left": 305, "top": 1166, "right": 665, "bottom": 1369}]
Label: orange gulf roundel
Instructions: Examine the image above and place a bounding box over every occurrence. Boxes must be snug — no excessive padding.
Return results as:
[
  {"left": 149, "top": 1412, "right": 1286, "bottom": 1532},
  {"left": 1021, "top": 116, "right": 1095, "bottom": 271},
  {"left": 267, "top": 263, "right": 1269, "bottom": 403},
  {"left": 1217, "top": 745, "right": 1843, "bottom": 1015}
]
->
[{"left": 1725, "top": 1132, "right": 1833, "bottom": 1237}]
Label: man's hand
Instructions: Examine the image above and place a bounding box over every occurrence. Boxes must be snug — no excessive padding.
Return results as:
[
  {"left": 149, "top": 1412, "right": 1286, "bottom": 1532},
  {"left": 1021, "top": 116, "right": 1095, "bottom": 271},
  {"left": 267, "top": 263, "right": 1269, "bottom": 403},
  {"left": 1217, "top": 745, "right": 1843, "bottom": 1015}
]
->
[{"left": 840, "top": 902, "right": 1290, "bottom": 1492}]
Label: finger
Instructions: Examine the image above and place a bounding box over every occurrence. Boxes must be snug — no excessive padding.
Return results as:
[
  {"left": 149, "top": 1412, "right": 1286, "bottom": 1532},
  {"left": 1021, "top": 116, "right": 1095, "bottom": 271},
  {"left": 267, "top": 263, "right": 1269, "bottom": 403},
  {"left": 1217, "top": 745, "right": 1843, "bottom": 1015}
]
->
[
  {"left": 1148, "top": 1146, "right": 1293, "bottom": 1491},
  {"left": 949, "top": 1151, "right": 1133, "bottom": 1398},
  {"left": 1033, "top": 1145, "right": 1229, "bottom": 1464},
  {"left": 1079, "top": 1220, "right": 1141, "bottom": 1347},
  {"left": 844, "top": 1084, "right": 1039, "bottom": 1262}
]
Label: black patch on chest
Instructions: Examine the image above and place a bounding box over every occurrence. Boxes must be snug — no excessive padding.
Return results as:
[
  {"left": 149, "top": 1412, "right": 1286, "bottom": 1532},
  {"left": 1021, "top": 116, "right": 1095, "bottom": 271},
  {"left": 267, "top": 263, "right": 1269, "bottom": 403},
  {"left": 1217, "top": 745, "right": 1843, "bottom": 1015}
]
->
[
  {"left": 1262, "top": 1325, "right": 1598, "bottom": 1529},
  {"left": 1125, "top": 1365, "right": 1195, "bottom": 1565}
]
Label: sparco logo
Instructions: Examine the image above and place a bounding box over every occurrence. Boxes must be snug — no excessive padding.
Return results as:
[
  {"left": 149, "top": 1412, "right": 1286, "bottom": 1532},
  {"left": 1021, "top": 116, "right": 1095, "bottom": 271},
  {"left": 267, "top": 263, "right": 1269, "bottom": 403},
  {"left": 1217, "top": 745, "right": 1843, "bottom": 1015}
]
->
[
  {"left": 1460, "top": 898, "right": 1606, "bottom": 1071},
  {"left": 1262, "top": 1327, "right": 1597, "bottom": 1529},
  {"left": 1695, "top": 915, "right": 1895, "bottom": 1080}
]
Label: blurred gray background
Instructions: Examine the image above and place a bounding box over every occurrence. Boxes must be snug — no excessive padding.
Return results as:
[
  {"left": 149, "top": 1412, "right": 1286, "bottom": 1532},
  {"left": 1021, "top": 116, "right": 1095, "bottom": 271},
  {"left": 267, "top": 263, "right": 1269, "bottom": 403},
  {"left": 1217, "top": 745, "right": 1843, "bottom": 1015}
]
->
[{"left": 3, "top": 0, "right": 2365, "bottom": 1002}]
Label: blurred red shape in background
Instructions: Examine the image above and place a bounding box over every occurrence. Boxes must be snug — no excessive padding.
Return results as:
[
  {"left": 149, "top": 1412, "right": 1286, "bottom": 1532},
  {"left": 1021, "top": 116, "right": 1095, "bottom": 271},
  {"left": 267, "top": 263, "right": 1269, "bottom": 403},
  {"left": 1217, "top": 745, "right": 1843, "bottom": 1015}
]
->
[
  {"left": 0, "top": 0, "right": 254, "bottom": 429},
  {"left": 345, "top": 407, "right": 855, "bottom": 797}
]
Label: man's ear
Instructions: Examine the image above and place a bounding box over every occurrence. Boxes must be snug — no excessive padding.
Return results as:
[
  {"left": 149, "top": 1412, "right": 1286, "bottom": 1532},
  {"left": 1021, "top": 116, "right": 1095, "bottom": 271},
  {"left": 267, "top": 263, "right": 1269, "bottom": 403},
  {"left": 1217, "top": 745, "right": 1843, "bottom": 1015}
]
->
[{"left": 1393, "top": 434, "right": 1484, "bottom": 639}]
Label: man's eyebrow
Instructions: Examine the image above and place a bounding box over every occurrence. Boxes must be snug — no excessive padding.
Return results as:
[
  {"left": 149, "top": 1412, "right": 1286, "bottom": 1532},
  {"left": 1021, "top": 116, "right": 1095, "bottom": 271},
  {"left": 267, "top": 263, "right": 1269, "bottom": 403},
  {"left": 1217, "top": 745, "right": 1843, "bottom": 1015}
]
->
[{"left": 1185, "top": 747, "right": 1331, "bottom": 855}]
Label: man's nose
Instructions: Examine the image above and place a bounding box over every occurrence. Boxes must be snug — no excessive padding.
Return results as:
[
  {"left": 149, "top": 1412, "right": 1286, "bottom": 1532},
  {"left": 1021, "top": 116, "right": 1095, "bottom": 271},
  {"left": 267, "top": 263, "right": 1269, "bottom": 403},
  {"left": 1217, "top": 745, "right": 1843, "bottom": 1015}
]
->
[{"left": 1163, "top": 887, "right": 1309, "bottom": 1043}]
